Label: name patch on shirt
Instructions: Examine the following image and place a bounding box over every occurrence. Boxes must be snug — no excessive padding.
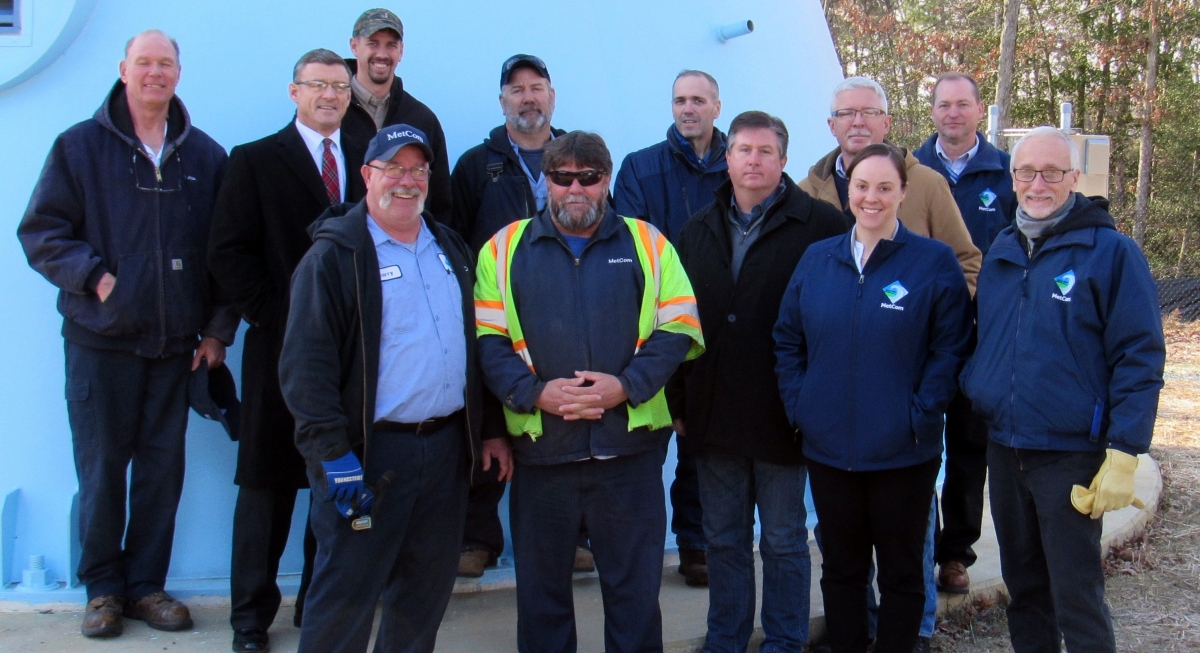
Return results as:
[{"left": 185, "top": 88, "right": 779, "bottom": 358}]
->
[
  {"left": 171, "top": 259, "right": 184, "bottom": 270},
  {"left": 380, "top": 265, "right": 402, "bottom": 281}
]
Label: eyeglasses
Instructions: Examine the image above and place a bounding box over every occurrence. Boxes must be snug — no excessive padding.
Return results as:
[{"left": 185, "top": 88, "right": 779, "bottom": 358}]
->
[
  {"left": 366, "top": 163, "right": 431, "bottom": 180},
  {"left": 831, "top": 108, "right": 887, "bottom": 120},
  {"left": 1013, "top": 168, "right": 1073, "bottom": 183},
  {"left": 295, "top": 80, "right": 352, "bottom": 93},
  {"left": 545, "top": 169, "right": 605, "bottom": 187}
]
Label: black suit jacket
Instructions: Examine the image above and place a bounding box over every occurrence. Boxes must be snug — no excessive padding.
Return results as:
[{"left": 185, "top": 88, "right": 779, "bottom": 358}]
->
[{"left": 208, "top": 119, "right": 366, "bottom": 488}]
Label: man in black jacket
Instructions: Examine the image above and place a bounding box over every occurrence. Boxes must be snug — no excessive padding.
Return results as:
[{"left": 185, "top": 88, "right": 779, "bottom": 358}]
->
[
  {"left": 668, "top": 111, "right": 849, "bottom": 652},
  {"left": 341, "top": 9, "right": 451, "bottom": 224},
  {"left": 449, "top": 53, "right": 568, "bottom": 579},
  {"left": 17, "top": 30, "right": 236, "bottom": 639},
  {"left": 279, "top": 125, "right": 509, "bottom": 653},
  {"left": 208, "top": 48, "right": 367, "bottom": 653}
]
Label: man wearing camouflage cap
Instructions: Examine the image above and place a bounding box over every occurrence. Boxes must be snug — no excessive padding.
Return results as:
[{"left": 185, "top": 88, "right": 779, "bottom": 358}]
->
[{"left": 343, "top": 8, "right": 452, "bottom": 224}]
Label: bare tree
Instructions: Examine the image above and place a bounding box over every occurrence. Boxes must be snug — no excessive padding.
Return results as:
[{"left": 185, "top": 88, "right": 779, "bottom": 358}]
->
[
  {"left": 1135, "top": 0, "right": 1160, "bottom": 249},
  {"left": 996, "top": 0, "right": 1020, "bottom": 130}
]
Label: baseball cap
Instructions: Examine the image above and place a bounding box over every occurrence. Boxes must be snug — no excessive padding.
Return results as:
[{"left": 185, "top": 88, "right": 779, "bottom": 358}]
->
[
  {"left": 353, "top": 8, "right": 404, "bottom": 40},
  {"left": 190, "top": 362, "right": 241, "bottom": 441},
  {"left": 500, "top": 54, "right": 550, "bottom": 86},
  {"left": 364, "top": 124, "right": 434, "bottom": 164}
]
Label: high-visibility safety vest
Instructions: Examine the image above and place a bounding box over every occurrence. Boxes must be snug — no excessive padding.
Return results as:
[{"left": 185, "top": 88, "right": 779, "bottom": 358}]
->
[{"left": 475, "top": 217, "right": 705, "bottom": 438}]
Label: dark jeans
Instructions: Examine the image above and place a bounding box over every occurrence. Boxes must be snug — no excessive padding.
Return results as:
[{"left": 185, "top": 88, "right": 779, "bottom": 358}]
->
[
  {"left": 298, "top": 417, "right": 468, "bottom": 653},
  {"left": 696, "top": 451, "right": 810, "bottom": 653},
  {"left": 511, "top": 449, "right": 667, "bottom": 653},
  {"left": 464, "top": 466, "right": 590, "bottom": 555},
  {"left": 807, "top": 458, "right": 940, "bottom": 653},
  {"left": 670, "top": 438, "right": 707, "bottom": 551},
  {"left": 937, "top": 391, "right": 988, "bottom": 567},
  {"left": 66, "top": 342, "right": 191, "bottom": 601},
  {"left": 230, "top": 486, "right": 317, "bottom": 631},
  {"left": 988, "top": 445, "right": 1115, "bottom": 653}
]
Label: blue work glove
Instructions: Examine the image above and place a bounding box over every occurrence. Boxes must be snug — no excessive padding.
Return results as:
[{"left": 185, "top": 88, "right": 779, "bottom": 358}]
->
[{"left": 322, "top": 452, "right": 365, "bottom": 504}]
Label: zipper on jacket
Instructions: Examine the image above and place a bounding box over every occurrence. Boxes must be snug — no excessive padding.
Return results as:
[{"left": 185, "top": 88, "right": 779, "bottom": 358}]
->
[
  {"left": 352, "top": 251, "right": 370, "bottom": 476},
  {"left": 848, "top": 272, "right": 865, "bottom": 469},
  {"left": 1007, "top": 266, "right": 1029, "bottom": 446},
  {"left": 681, "top": 186, "right": 693, "bottom": 227}
]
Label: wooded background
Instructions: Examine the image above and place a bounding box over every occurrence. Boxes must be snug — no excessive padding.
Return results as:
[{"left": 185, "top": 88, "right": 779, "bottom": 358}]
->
[{"left": 821, "top": 0, "right": 1200, "bottom": 279}]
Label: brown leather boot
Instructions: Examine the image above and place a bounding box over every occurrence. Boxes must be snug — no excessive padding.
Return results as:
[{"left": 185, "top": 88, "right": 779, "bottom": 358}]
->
[
  {"left": 573, "top": 546, "right": 595, "bottom": 573},
  {"left": 458, "top": 549, "right": 494, "bottom": 578},
  {"left": 937, "top": 560, "right": 971, "bottom": 594},
  {"left": 124, "top": 591, "right": 194, "bottom": 631},
  {"left": 82, "top": 595, "right": 124, "bottom": 638},
  {"left": 678, "top": 548, "right": 709, "bottom": 587}
]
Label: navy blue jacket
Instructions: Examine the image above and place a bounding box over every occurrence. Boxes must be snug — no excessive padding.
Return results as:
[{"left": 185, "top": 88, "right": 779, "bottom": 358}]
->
[
  {"left": 960, "top": 195, "right": 1165, "bottom": 455},
  {"left": 478, "top": 208, "right": 693, "bottom": 465},
  {"left": 18, "top": 80, "right": 237, "bottom": 358},
  {"left": 913, "top": 132, "right": 1016, "bottom": 255},
  {"left": 613, "top": 126, "right": 728, "bottom": 243},
  {"left": 774, "top": 222, "right": 973, "bottom": 471}
]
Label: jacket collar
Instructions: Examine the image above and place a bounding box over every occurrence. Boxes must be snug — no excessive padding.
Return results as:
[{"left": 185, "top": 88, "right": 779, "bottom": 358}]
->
[
  {"left": 278, "top": 119, "right": 338, "bottom": 207},
  {"left": 829, "top": 219, "right": 912, "bottom": 270},
  {"left": 344, "top": 59, "right": 406, "bottom": 114},
  {"left": 990, "top": 194, "right": 1113, "bottom": 265},
  {"left": 703, "top": 173, "right": 811, "bottom": 240},
  {"left": 528, "top": 203, "right": 623, "bottom": 245},
  {"left": 485, "top": 124, "right": 568, "bottom": 162},
  {"left": 914, "top": 131, "right": 1007, "bottom": 176},
  {"left": 665, "top": 124, "right": 728, "bottom": 174},
  {"left": 95, "top": 79, "right": 191, "bottom": 153}
]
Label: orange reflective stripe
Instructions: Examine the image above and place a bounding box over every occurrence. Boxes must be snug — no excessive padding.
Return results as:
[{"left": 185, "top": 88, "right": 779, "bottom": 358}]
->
[
  {"left": 667, "top": 314, "right": 702, "bottom": 330},
  {"left": 475, "top": 320, "right": 508, "bottom": 335},
  {"left": 475, "top": 299, "right": 504, "bottom": 310},
  {"left": 658, "top": 295, "right": 696, "bottom": 307},
  {"left": 634, "top": 220, "right": 659, "bottom": 279}
]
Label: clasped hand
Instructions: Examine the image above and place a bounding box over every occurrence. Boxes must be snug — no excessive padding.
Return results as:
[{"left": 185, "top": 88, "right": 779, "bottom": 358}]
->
[{"left": 536, "top": 371, "right": 627, "bottom": 421}]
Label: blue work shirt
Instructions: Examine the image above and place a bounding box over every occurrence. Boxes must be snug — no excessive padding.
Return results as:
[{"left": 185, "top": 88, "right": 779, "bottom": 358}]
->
[{"left": 367, "top": 216, "right": 467, "bottom": 423}]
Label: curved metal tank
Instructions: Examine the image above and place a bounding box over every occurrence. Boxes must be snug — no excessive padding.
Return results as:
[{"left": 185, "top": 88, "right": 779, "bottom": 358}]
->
[{"left": 0, "top": 0, "right": 843, "bottom": 600}]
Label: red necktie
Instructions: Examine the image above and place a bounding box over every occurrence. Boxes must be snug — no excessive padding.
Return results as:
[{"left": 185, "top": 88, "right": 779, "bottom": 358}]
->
[{"left": 321, "top": 138, "right": 340, "bottom": 205}]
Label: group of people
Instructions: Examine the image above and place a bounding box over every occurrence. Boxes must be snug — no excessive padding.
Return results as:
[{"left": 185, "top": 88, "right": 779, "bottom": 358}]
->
[{"left": 15, "top": 7, "right": 1166, "bottom": 653}]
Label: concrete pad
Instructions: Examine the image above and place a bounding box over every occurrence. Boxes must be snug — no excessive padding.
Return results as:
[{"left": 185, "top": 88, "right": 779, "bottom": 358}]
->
[{"left": 0, "top": 455, "right": 1162, "bottom": 652}]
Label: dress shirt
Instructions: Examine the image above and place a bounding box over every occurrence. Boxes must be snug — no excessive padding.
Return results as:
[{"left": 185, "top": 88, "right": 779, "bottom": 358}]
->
[
  {"left": 935, "top": 135, "right": 981, "bottom": 180},
  {"left": 368, "top": 216, "right": 467, "bottom": 423},
  {"left": 294, "top": 119, "right": 346, "bottom": 202},
  {"left": 351, "top": 76, "right": 390, "bottom": 130}
]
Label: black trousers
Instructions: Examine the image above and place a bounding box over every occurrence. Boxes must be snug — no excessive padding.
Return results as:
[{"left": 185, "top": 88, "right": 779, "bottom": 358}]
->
[
  {"left": 936, "top": 390, "right": 989, "bottom": 567},
  {"left": 230, "top": 486, "right": 317, "bottom": 630},
  {"left": 988, "top": 445, "right": 1114, "bottom": 653},
  {"left": 464, "top": 464, "right": 590, "bottom": 556},
  {"left": 808, "top": 457, "right": 940, "bottom": 653}
]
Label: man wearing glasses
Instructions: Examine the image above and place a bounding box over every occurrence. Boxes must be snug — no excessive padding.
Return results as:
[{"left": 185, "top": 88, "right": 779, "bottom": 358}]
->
[
  {"left": 342, "top": 9, "right": 452, "bottom": 224},
  {"left": 475, "top": 131, "right": 704, "bottom": 653},
  {"left": 18, "top": 29, "right": 236, "bottom": 639},
  {"left": 962, "top": 126, "right": 1163, "bottom": 653},
  {"left": 799, "top": 76, "right": 980, "bottom": 292},
  {"left": 280, "top": 124, "right": 497, "bottom": 653},
  {"left": 208, "top": 48, "right": 366, "bottom": 653}
]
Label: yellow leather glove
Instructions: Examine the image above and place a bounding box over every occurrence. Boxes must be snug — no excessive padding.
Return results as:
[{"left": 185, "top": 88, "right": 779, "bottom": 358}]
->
[{"left": 1070, "top": 449, "right": 1145, "bottom": 519}]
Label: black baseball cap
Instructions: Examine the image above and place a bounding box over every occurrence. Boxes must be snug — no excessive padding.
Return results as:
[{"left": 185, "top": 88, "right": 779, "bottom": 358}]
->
[
  {"left": 500, "top": 54, "right": 550, "bottom": 86},
  {"left": 364, "top": 124, "right": 435, "bottom": 164},
  {"left": 189, "top": 362, "right": 241, "bottom": 441}
]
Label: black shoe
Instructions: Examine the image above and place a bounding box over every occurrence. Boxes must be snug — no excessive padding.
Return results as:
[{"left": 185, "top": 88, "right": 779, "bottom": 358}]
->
[
  {"left": 233, "top": 628, "right": 270, "bottom": 652},
  {"left": 913, "top": 635, "right": 931, "bottom": 653},
  {"left": 678, "top": 548, "right": 708, "bottom": 587}
]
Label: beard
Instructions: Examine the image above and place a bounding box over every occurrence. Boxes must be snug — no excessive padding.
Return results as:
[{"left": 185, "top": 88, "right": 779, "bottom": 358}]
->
[
  {"left": 377, "top": 185, "right": 425, "bottom": 214},
  {"left": 504, "top": 100, "right": 554, "bottom": 134},
  {"left": 549, "top": 192, "right": 605, "bottom": 233},
  {"left": 366, "top": 56, "right": 394, "bottom": 84}
]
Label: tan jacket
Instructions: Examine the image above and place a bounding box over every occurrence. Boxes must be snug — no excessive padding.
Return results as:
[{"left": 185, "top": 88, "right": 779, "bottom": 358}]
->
[{"left": 799, "top": 146, "right": 982, "bottom": 295}]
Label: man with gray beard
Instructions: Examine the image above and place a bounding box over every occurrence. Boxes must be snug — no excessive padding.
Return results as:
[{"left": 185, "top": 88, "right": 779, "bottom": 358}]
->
[
  {"left": 475, "top": 131, "right": 704, "bottom": 652},
  {"left": 449, "top": 54, "right": 577, "bottom": 579}
]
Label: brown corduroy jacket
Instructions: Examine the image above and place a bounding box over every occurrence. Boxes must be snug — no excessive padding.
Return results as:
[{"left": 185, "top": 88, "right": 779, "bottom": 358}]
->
[{"left": 799, "top": 145, "right": 982, "bottom": 295}]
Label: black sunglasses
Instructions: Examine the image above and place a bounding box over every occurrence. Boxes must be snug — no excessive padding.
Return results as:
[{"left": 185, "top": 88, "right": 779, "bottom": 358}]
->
[{"left": 545, "top": 169, "right": 605, "bottom": 187}]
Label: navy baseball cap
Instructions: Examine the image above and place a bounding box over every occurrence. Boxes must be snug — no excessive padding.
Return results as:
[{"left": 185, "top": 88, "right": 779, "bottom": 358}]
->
[
  {"left": 500, "top": 54, "right": 550, "bottom": 86},
  {"left": 190, "top": 362, "right": 241, "bottom": 441},
  {"left": 364, "top": 124, "right": 435, "bottom": 164}
]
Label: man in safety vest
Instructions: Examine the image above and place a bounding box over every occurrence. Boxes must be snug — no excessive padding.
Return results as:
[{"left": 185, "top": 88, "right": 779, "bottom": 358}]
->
[{"left": 475, "top": 130, "right": 704, "bottom": 653}]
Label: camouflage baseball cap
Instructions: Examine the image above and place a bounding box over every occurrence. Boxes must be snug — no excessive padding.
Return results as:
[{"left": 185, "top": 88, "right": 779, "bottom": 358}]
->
[{"left": 353, "top": 8, "right": 404, "bottom": 40}]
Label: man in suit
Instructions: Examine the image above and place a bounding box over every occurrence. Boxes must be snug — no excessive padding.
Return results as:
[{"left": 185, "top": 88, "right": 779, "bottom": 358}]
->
[
  {"left": 342, "top": 8, "right": 451, "bottom": 223},
  {"left": 208, "top": 48, "right": 366, "bottom": 653}
]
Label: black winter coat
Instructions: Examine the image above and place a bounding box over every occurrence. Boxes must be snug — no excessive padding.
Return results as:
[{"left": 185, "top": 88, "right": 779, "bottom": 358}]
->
[
  {"left": 207, "top": 120, "right": 367, "bottom": 488},
  {"left": 667, "top": 175, "right": 849, "bottom": 464},
  {"left": 341, "top": 61, "right": 451, "bottom": 225},
  {"left": 449, "top": 124, "right": 567, "bottom": 252}
]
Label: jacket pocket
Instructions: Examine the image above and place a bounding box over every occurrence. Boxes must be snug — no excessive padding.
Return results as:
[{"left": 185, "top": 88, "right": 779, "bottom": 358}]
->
[
  {"left": 92, "top": 252, "right": 158, "bottom": 337},
  {"left": 163, "top": 248, "right": 209, "bottom": 338}
]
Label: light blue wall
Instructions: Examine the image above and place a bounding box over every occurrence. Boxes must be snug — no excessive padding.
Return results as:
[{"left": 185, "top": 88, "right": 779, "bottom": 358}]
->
[{"left": 0, "top": 0, "right": 843, "bottom": 598}]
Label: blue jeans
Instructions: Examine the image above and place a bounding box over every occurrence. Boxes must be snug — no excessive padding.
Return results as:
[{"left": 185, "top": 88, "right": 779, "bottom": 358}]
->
[
  {"left": 671, "top": 439, "right": 707, "bottom": 551},
  {"left": 920, "top": 497, "right": 937, "bottom": 638},
  {"left": 66, "top": 342, "right": 191, "bottom": 601},
  {"left": 511, "top": 449, "right": 667, "bottom": 653},
  {"left": 697, "top": 451, "right": 810, "bottom": 653},
  {"left": 298, "top": 418, "right": 468, "bottom": 653}
]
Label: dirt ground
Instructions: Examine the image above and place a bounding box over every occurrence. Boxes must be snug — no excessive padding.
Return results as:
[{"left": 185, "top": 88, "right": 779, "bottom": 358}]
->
[{"left": 931, "top": 316, "right": 1200, "bottom": 652}]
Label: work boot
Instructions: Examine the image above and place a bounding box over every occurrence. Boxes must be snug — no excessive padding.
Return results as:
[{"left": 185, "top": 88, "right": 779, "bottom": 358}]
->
[
  {"left": 233, "top": 627, "right": 270, "bottom": 652},
  {"left": 458, "top": 548, "right": 494, "bottom": 578},
  {"left": 124, "top": 591, "right": 194, "bottom": 631},
  {"left": 937, "top": 560, "right": 971, "bottom": 594},
  {"left": 678, "top": 548, "right": 709, "bottom": 587},
  {"left": 82, "top": 595, "right": 124, "bottom": 638},
  {"left": 573, "top": 545, "right": 595, "bottom": 572},
  {"left": 913, "top": 635, "right": 931, "bottom": 653}
]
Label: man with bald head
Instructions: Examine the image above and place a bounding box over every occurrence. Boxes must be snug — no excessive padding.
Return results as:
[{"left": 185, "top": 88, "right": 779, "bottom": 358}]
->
[
  {"left": 18, "top": 30, "right": 235, "bottom": 639},
  {"left": 962, "top": 126, "right": 1164, "bottom": 653}
]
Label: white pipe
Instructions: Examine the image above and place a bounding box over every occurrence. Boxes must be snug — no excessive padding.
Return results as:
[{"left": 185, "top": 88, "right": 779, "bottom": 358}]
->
[{"left": 717, "top": 20, "right": 754, "bottom": 43}]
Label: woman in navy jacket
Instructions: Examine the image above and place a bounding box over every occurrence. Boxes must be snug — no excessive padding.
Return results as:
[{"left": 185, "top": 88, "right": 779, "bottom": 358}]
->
[{"left": 774, "top": 144, "right": 972, "bottom": 653}]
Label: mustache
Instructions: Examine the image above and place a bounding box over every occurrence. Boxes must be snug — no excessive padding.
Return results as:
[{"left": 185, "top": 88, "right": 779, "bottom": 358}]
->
[{"left": 377, "top": 185, "right": 425, "bottom": 210}]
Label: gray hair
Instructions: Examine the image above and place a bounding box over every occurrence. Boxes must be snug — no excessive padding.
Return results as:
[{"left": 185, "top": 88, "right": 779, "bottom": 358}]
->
[
  {"left": 674, "top": 70, "right": 720, "bottom": 99},
  {"left": 830, "top": 76, "right": 888, "bottom": 114},
  {"left": 293, "top": 48, "right": 351, "bottom": 82},
  {"left": 1010, "top": 126, "right": 1081, "bottom": 171},
  {"left": 728, "top": 110, "right": 789, "bottom": 158},
  {"left": 125, "top": 29, "right": 180, "bottom": 62}
]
